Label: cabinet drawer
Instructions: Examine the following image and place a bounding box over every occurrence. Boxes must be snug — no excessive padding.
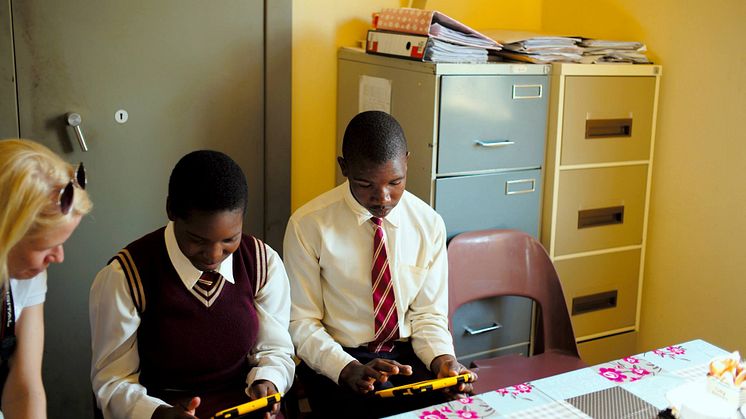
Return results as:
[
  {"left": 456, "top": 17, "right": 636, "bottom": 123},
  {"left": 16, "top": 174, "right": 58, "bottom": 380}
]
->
[
  {"left": 561, "top": 76, "right": 656, "bottom": 165},
  {"left": 438, "top": 75, "right": 548, "bottom": 174},
  {"left": 578, "top": 331, "right": 638, "bottom": 365},
  {"left": 435, "top": 169, "right": 541, "bottom": 239},
  {"left": 554, "top": 165, "right": 647, "bottom": 255},
  {"left": 451, "top": 296, "right": 532, "bottom": 366},
  {"left": 555, "top": 249, "right": 640, "bottom": 339}
]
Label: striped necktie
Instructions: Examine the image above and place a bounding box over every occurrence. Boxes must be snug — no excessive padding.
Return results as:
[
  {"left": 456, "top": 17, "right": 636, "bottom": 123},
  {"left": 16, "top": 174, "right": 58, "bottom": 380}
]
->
[
  {"left": 190, "top": 270, "right": 225, "bottom": 307},
  {"left": 368, "top": 217, "right": 399, "bottom": 352}
]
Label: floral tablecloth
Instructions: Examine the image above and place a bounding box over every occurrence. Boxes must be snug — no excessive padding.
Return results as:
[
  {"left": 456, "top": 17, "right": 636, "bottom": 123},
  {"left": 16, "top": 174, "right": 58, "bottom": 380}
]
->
[{"left": 386, "top": 339, "right": 728, "bottom": 419}]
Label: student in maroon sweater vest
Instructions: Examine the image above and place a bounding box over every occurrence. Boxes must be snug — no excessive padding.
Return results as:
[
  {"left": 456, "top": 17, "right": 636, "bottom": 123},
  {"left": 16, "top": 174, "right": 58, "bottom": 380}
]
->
[{"left": 90, "top": 151, "right": 294, "bottom": 419}]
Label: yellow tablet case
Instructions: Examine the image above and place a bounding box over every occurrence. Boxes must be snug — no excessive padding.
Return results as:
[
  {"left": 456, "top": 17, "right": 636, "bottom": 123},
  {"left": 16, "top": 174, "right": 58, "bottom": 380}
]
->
[
  {"left": 211, "top": 393, "right": 282, "bottom": 419},
  {"left": 374, "top": 373, "right": 473, "bottom": 398}
]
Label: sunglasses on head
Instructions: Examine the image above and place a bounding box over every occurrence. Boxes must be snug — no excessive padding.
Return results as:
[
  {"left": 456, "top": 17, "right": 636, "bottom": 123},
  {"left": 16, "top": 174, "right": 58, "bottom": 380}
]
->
[{"left": 58, "top": 162, "right": 87, "bottom": 215}]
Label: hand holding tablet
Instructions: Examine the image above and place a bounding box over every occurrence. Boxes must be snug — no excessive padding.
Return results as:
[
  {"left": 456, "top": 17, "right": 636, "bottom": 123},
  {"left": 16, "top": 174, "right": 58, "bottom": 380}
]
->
[
  {"left": 210, "top": 393, "right": 282, "bottom": 419},
  {"left": 374, "top": 373, "right": 475, "bottom": 398}
]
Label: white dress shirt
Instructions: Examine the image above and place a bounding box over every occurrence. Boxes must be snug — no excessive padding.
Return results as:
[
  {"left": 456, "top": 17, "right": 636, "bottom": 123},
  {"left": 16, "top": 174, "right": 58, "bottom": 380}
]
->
[
  {"left": 90, "top": 222, "right": 295, "bottom": 419},
  {"left": 284, "top": 182, "right": 455, "bottom": 383}
]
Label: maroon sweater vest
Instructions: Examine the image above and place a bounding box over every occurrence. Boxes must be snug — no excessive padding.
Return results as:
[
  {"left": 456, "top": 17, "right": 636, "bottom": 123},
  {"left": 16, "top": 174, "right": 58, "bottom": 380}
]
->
[{"left": 112, "top": 227, "right": 267, "bottom": 417}]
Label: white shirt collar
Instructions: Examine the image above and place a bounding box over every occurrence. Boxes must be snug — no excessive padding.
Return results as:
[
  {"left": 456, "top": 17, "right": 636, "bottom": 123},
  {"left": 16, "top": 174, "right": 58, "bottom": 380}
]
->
[
  {"left": 164, "top": 221, "right": 235, "bottom": 289},
  {"left": 341, "top": 180, "right": 401, "bottom": 228}
]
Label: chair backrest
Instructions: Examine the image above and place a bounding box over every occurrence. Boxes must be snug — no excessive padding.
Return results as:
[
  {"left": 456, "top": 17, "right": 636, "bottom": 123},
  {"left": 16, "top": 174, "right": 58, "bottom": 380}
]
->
[{"left": 447, "top": 229, "right": 579, "bottom": 357}]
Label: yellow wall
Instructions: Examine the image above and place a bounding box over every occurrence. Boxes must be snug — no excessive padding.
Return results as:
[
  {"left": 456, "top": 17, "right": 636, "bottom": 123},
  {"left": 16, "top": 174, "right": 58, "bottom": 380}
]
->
[
  {"left": 291, "top": 0, "right": 542, "bottom": 209},
  {"left": 292, "top": 0, "right": 746, "bottom": 354},
  {"left": 542, "top": 0, "right": 746, "bottom": 353}
]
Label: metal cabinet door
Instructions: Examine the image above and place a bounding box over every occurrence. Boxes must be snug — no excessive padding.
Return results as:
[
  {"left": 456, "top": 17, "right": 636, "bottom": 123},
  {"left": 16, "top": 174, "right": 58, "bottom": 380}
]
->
[
  {"left": 434, "top": 169, "right": 542, "bottom": 239},
  {"left": 438, "top": 75, "right": 548, "bottom": 175},
  {"left": 9, "top": 2, "right": 272, "bottom": 416}
]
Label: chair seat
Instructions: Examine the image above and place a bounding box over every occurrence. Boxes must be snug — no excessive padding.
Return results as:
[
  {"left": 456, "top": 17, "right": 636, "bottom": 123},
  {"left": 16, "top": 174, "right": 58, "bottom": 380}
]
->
[{"left": 471, "top": 351, "right": 587, "bottom": 393}]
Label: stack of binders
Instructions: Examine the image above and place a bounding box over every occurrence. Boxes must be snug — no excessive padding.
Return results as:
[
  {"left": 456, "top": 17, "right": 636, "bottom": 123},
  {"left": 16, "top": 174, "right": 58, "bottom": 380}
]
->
[{"left": 366, "top": 8, "right": 501, "bottom": 63}]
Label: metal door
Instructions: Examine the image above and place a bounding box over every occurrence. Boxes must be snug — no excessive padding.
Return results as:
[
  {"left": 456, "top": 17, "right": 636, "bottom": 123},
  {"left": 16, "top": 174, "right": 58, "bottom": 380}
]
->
[{"left": 6, "top": 1, "right": 281, "bottom": 416}]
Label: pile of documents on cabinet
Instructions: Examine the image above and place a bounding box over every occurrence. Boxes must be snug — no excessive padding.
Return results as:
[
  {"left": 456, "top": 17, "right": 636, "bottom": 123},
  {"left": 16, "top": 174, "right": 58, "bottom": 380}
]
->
[
  {"left": 366, "top": 8, "right": 501, "bottom": 63},
  {"left": 578, "top": 39, "right": 650, "bottom": 63},
  {"left": 482, "top": 29, "right": 650, "bottom": 64}
]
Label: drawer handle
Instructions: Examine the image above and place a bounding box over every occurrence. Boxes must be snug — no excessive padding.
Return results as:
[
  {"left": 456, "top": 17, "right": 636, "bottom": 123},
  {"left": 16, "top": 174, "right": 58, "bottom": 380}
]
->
[
  {"left": 512, "top": 84, "right": 543, "bottom": 99},
  {"left": 585, "top": 118, "right": 633, "bottom": 138},
  {"left": 464, "top": 322, "right": 503, "bottom": 336},
  {"left": 505, "top": 178, "right": 536, "bottom": 195},
  {"left": 572, "top": 290, "right": 618, "bottom": 315},
  {"left": 475, "top": 140, "right": 515, "bottom": 148},
  {"left": 578, "top": 205, "right": 624, "bottom": 229}
]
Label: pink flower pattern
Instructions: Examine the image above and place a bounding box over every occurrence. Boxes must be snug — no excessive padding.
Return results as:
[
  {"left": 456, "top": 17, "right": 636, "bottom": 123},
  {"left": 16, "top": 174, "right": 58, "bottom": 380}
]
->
[
  {"left": 667, "top": 346, "right": 686, "bottom": 355},
  {"left": 513, "top": 384, "right": 532, "bottom": 394},
  {"left": 652, "top": 346, "right": 689, "bottom": 360},
  {"left": 456, "top": 410, "right": 480, "bottom": 419},
  {"left": 631, "top": 367, "right": 650, "bottom": 376},
  {"left": 595, "top": 353, "right": 663, "bottom": 383},
  {"left": 494, "top": 383, "right": 534, "bottom": 401},
  {"left": 420, "top": 410, "right": 448, "bottom": 419},
  {"left": 415, "top": 397, "right": 496, "bottom": 418},
  {"left": 599, "top": 367, "right": 628, "bottom": 382}
]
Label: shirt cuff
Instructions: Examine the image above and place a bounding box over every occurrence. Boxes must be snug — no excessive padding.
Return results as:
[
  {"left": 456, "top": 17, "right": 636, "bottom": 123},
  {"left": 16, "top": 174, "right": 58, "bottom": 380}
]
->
[
  {"left": 318, "top": 350, "right": 357, "bottom": 385},
  {"left": 415, "top": 343, "right": 456, "bottom": 372},
  {"left": 129, "top": 395, "right": 166, "bottom": 419},
  {"left": 247, "top": 367, "right": 289, "bottom": 394}
]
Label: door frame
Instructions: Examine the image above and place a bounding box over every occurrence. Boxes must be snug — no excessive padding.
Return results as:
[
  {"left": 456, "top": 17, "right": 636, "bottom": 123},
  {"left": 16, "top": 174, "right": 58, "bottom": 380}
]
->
[{"left": 265, "top": 0, "right": 292, "bottom": 251}]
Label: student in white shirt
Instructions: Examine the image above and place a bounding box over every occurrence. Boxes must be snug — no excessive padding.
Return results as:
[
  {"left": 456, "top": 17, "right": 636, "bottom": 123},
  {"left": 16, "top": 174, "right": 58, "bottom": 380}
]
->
[
  {"left": 0, "top": 139, "right": 92, "bottom": 419},
  {"left": 90, "top": 150, "right": 294, "bottom": 419},
  {"left": 284, "top": 111, "right": 477, "bottom": 418}
]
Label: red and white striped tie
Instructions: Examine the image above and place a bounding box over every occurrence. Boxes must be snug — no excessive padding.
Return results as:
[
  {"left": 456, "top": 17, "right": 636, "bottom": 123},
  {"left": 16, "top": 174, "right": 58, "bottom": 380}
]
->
[{"left": 369, "top": 217, "right": 399, "bottom": 353}]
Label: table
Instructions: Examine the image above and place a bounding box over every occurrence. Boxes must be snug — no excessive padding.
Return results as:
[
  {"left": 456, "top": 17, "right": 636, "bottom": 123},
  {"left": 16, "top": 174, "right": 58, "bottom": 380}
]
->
[{"left": 387, "top": 340, "right": 730, "bottom": 419}]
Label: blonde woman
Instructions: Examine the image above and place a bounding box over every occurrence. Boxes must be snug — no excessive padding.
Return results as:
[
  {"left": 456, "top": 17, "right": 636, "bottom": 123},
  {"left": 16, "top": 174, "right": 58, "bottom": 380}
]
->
[{"left": 0, "top": 139, "right": 92, "bottom": 417}]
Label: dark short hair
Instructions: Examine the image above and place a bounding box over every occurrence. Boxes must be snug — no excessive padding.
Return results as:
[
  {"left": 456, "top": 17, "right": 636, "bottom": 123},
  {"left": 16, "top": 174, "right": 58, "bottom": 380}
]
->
[
  {"left": 342, "top": 111, "right": 407, "bottom": 165},
  {"left": 168, "top": 150, "right": 248, "bottom": 219}
]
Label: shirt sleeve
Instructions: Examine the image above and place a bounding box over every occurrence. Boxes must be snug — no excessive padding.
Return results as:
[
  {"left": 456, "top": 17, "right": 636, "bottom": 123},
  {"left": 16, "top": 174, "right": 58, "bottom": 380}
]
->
[
  {"left": 284, "top": 218, "right": 356, "bottom": 383},
  {"left": 89, "top": 261, "right": 167, "bottom": 419},
  {"left": 246, "top": 244, "right": 296, "bottom": 394},
  {"left": 408, "top": 216, "right": 455, "bottom": 369},
  {"left": 22, "top": 271, "right": 47, "bottom": 308}
]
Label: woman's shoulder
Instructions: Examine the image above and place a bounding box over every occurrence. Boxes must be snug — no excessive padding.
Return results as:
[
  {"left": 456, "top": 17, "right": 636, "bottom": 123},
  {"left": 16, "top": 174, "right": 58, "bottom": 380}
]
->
[{"left": 10, "top": 271, "right": 47, "bottom": 314}]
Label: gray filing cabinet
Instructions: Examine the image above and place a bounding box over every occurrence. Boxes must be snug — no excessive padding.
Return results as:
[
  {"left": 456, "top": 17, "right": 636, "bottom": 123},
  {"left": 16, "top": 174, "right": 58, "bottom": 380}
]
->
[{"left": 336, "top": 48, "right": 550, "bottom": 364}]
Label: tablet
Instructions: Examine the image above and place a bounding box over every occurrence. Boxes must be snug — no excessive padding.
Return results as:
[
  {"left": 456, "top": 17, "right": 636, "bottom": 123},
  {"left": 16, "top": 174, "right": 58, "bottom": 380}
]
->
[
  {"left": 210, "top": 393, "right": 283, "bottom": 419},
  {"left": 374, "top": 373, "right": 474, "bottom": 398}
]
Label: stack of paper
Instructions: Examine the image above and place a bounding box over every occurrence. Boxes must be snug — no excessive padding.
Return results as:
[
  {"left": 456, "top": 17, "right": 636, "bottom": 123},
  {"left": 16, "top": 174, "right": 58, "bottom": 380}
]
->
[
  {"left": 425, "top": 38, "right": 489, "bottom": 63},
  {"left": 367, "top": 8, "right": 501, "bottom": 63},
  {"left": 482, "top": 30, "right": 583, "bottom": 63},
  {"left": 579, "top": 39, "right": 650, "bottom": 64}
]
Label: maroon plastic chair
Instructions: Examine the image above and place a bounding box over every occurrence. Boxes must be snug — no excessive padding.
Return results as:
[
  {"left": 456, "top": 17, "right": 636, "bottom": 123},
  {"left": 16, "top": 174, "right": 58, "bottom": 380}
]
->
[{"left": 447, "top": 229, "right": 587, "bottom": 393}]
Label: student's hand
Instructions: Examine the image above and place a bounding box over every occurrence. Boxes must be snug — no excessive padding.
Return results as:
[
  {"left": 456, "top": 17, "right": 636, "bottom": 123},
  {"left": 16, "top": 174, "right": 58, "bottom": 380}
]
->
[
  {"left": 151, "top": 397, "right": 200, "bottom": 419},
  {"left": 339, "top": 359, "right": 413, "bottom": 394},
  {"left": 430, "top": 354, "right": 478, "bottom": 398},
  {"left": 248, "top": 380, "right": 280, "bottom": 419}
]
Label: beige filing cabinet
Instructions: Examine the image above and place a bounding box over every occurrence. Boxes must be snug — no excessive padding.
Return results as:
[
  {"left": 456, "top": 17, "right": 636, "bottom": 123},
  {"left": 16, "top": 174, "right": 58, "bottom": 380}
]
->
[{"left": 541, "top": 63, "right": 662, "bottom": 365}]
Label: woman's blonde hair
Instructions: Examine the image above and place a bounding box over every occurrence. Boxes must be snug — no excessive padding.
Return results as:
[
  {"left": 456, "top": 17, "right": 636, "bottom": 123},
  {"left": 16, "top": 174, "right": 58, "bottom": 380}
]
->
[{"left": 0, "top": 139, "right": 92, "bottom": 285}]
